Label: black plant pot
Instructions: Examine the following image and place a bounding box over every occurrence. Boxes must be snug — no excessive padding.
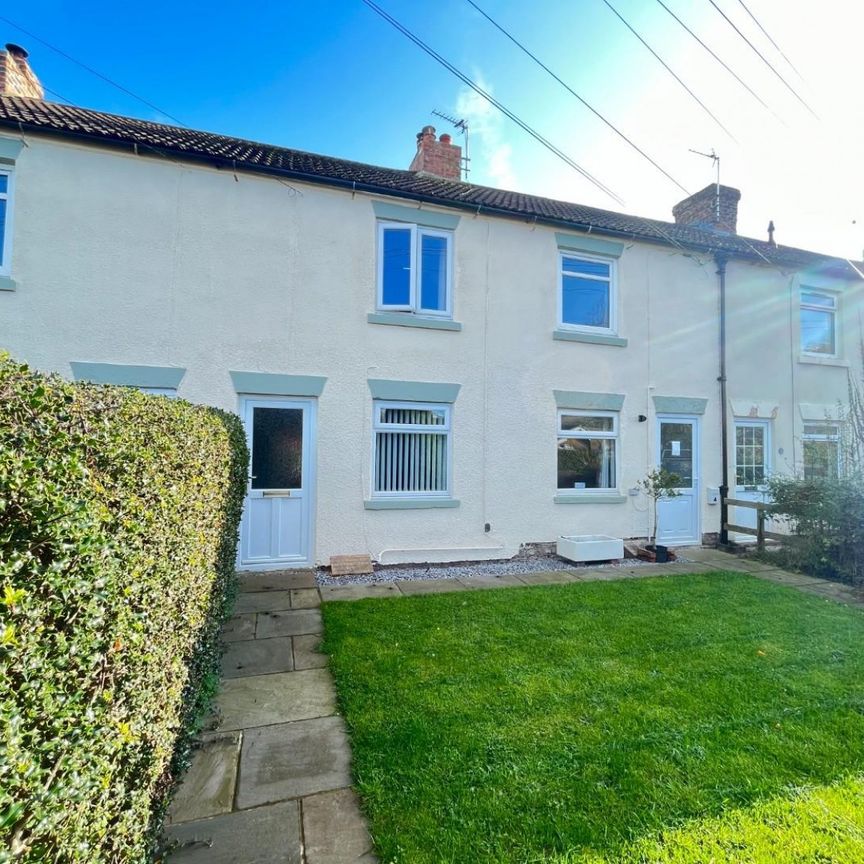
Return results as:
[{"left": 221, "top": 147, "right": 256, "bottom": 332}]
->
[{"left": 653, "top": 544, "right": 669, "bottom": 563}]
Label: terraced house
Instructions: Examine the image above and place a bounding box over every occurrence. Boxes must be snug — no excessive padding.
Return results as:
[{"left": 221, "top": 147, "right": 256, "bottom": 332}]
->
[{"left": 1, "top": 44, "right": 861, "bottom": 569}]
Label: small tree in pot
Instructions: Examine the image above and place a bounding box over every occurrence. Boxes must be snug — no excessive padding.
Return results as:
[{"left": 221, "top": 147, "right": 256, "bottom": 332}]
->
[{"left": 638, "top": 467, "right": 681, "bottom": 562}]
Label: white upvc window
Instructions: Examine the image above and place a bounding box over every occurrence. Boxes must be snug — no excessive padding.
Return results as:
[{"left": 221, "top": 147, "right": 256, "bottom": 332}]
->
[
  {"left": 377, "top": 222, "right": 453, "bottom": 317},
  {"left": 559, "top": 253, "right": 617, "bottom": 334},
  {"left": 557, "top": 410, "right": 619, "bottom": 492},
  {"left": 800, "top": 289, "right": 838, "bottom": 356},
  {"left": 372, "top": 401, "right": 451, "bottom": 497},
  {"left": 0, "top": 168, "right": 13, "bottom": 276},
  {"left": 802, "top": 422, "right": 840, "bottom": 480}
]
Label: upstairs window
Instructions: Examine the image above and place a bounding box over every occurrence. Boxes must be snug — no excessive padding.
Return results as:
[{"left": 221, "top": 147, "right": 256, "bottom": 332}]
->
[
  {"left": 0, "top": 169, "right": 12, "bottom": 275},
  {"left": 377, "top": 222, "right": 452, "bottom": 317},
  {"left": 372, "top": 402, "right": 451, "bottom": 497},
  {"left": 803, "top": 423, "right": 840, "bottom": 480},
  {"left": 557, "top": 410, "right": 618, "bottom": 491},
  {"left": 800, "top": 290, "right": 837, "bottom": 356},
  {"left": 559, "top": 254, "right": 616, "bottom": 333}
]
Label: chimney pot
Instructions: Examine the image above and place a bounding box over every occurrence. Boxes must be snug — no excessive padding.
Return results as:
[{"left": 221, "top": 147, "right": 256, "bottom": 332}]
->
[
  {"left": 1, "top": 43, "right": 44, "bottom": 99},
  {"left": 409, "top": 123, "right": 462, "bottom": 181},
  {"left": 672, "top": 183, "right": 741, "bottom": 234}
]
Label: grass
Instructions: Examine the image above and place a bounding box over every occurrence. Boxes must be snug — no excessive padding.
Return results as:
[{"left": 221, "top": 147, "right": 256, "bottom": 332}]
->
[{"left": 321, "top": 572, "right": 864, "bottom": 863}]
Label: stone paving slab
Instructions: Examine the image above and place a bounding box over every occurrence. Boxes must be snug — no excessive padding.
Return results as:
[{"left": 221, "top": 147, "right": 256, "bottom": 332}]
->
[
  {"left": 222, "top": 613, "right": 256, "bottom": 643},
  {"left": 216, "top": 669, "right": 335, "bottom": 731},
  {"left": 257, "top": 609, "right": 323, "bottom": 639},
  {"left": 234, "top": 590, "right": 294, "bottom": 615},
  {"left": 396, "top": 577, "right": 467, "bottom": 595},
  {"left": 165, "top": 800, "right": 302, "bottom": 863},
  {"left": 291, "top": 588, "right": 321, "bottom": 608},
  {"left": 166, "top": 733, "right": 241, "bottom": 825},
  {"left": 757, "top": 570, "right": 827, "bottom": 587},
  {"left": 302, "top": 788, "right": 378, "bottom": 864},
  {"left": 237, "top": 716, "right": 353, "bottom": 809},
  {"left": 239, "top": 570, "right": 317, "bottom": 592},
  {"left": 222, "top": 637, "right": 294, "bottom": 679},
  {"left": 319, "top": 583, "right": 403, "bottom": 602},
  {"left": 456, "top": 573, "right": 526, "bottom": 590},
  {"left": 294, "top": 634, "right": 329, "bottom": 670},
  {"left": 515, "top": 570, "right": 579, "bottom": 586}
]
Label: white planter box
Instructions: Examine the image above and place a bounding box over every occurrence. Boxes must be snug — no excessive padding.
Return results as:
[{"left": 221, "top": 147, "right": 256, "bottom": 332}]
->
[{"left": 557, "top": 534, "right": 624, "bottom": 563}]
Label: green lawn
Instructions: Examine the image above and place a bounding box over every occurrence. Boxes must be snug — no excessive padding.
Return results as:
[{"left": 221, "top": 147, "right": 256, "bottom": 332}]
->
[{"left": 321, "top": 573, "right": 864, "bottom": 863}]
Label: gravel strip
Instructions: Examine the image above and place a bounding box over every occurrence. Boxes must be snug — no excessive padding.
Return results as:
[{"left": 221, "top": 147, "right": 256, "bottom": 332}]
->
[{"left": 316, "top": 554, "right": 692, "bottom": 587}]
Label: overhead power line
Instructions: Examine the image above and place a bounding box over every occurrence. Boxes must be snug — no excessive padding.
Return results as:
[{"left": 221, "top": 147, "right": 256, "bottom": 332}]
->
[
  {"left": 653, "top": 0, "right": 783, "bottom": 124},
  {"left": 464, "top": 0, "right": 689, "bottom": 195},
  {"left": 600, "top": 0, "right": 737, "bottom": 143},
  {"left": 361, "top": 0, "right": 625, "bottom": 206},
  {"left": 0, "top": 14, "right": 187, "bottom": 127},
  {"left": 706, "top": 0, "right": 817, "bottom": 118},
  {"left": 734, "top": 0, "right": 803, "bottom": 80}
]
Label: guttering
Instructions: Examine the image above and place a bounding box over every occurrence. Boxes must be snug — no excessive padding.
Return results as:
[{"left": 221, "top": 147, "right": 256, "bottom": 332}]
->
[{"left": 715, "top": 252, "right": 730, "bottom": 547}]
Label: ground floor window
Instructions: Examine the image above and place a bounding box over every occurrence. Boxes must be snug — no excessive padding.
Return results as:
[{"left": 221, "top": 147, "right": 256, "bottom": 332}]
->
[
  {"left": 557, "top": 410, "right": 618, "bottom": 491},
  {"left": 802, "top": 423, "right": 840, "bottom": 480},
  {"left": 373, "top": 401, "right": 451, "bottom": 496}
]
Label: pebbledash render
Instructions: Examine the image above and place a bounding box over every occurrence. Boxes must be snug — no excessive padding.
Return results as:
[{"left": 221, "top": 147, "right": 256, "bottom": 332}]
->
[{"left": 0, "top": 47, "right": 861, "bottom": 569}]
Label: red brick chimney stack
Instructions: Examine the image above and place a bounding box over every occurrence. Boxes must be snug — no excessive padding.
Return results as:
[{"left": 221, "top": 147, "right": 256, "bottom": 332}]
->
[
  {"left": 0, "top": 44, "right": 44, "bottom": 99},
  {"left": 409, "top": 125, "right": 462, "bottom": 181},
  {"left": 672, "top": 183, "right": 741, "bottom": 234}
]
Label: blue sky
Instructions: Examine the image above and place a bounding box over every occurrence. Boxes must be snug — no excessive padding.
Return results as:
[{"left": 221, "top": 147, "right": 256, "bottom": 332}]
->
[{"left": 8, "top": 1, "right": 864, "bottom": 257}]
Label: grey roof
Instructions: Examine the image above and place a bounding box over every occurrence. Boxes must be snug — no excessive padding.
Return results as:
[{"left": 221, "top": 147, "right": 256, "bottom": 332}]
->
[{"left": 0, "top": 95, "right": 858, "bottom": 276}]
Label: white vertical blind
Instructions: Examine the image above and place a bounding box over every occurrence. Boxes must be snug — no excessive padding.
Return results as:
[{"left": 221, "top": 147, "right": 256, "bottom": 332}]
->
[{"left": 374, "top": 404, "right": 450, "bottom": 495}]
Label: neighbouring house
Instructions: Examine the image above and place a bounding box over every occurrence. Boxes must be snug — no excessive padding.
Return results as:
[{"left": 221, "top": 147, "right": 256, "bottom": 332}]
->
[{"left": 1, "top": 46, "right": 861, "bottom": 569}]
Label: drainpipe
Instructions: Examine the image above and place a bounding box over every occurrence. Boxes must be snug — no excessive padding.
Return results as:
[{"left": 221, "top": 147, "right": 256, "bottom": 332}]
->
[{"left": 716, "top": 253, "right": 730, "bottom": 546}]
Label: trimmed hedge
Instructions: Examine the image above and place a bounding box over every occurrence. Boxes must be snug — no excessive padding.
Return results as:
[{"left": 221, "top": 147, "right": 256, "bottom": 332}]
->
[{"left": 0, "top": 355, "right": 248, "bottom": 862}]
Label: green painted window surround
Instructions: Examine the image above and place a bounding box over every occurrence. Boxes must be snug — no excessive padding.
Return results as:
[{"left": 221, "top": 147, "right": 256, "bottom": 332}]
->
[
  {"left": 70, "top": 362, "right": 186, "bottom": 389},
  {"left": 553, "top": 329, "right": 627, "bottom": 347},
  {"left": 364, "top": 498, "right": 460, "bottom": 510},
  {"left": 0, "top": 137, "right": 23, "bottom": 165},
  {"left": 230, "top": 371, "right": 327, "bottom": 397},
  {"left": 554, "top": 494, "right": 627, "bottom": 504},
  {"left": 372, "top": 200, "right": 460, "bottom": 230},
  {"left": 652, "top": 395, "right": 708, "bottom": 415},
  {"left": 553, "top": 390, "right": 625, "bottom": 411},
  {"left": 368, "top": 379, "right": 461, "bottom": 403},
  {"left": 555, "top": 232, "right": 625, "bottom": 258},
  {"left": 0, "top": 275, "right": 16, "bottom": 292},
  {"left": 367, "top": 312, "right": 462, "bottom": 331}
]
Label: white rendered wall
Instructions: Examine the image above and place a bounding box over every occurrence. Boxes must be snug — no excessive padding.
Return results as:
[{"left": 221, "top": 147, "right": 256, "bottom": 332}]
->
[{"left": 1, "top": 133, "right": 859, "bottom": 563}]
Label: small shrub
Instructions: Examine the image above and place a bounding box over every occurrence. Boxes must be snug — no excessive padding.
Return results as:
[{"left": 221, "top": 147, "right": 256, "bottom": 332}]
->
[
  {"left": 766, "top": 474, "right": 864, "bottom": 585},
  {"left": 0, "top": 355, "right": 248, "bottom": 862}
]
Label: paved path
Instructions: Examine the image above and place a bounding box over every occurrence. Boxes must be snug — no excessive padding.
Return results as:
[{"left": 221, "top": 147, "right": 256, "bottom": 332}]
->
[{"left": 162, "top": 549, "right": 863, "bottom": 862}]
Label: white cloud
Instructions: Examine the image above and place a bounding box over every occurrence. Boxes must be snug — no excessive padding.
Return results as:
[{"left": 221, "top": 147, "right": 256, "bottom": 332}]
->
[{"left": 455, "top": 75, "right": 516, "bottom": 188}]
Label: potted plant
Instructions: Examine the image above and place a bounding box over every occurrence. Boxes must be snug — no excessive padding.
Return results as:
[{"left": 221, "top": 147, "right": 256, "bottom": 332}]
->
[{"left": 638, "top": 467, "right": 681, "bottom": 562}]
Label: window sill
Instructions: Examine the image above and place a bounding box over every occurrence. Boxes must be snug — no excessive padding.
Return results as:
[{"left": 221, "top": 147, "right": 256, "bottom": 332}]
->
[
  {"left": 554, "top": 493, "right": 626, "bottom": 504},
  {"left": 798, "top": 354, "right": 848, "bottom": 368},
  {"left": 364, "top": 498, "right": 460, "bottom": 510},
  {"left": 553, "top": 329, "right": 627, "bottom": 347},
  {"left": 368, "top": 312, "right": 462, "bottom": 332},
  {"left": 0, "top": 275, "right": 16, "bottom": 292}
]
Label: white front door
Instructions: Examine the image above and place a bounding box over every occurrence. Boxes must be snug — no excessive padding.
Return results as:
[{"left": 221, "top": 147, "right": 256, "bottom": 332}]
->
[
  {"left": 733, "top": 420, "right": 771, "bottom": 542},
  {"left": 656, "top": 416, "right": 700, "bottom": 546},
  {"left": 239, "top": 398, "right": 315, "bottom": 569}
]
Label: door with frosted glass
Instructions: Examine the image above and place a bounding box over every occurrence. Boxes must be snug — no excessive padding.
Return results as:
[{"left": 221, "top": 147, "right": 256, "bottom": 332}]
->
[
  {"left": 656, "top": 416, "right": 700, "bottom": 545},
  {"left": 240, "top": 399, "right": 314, "bottom": 567}
]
